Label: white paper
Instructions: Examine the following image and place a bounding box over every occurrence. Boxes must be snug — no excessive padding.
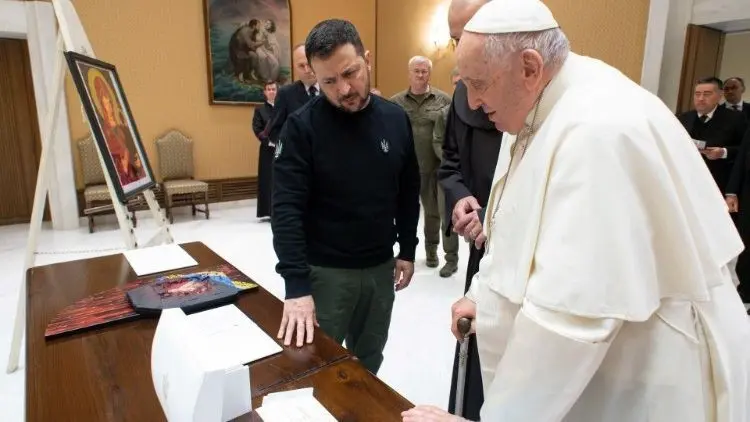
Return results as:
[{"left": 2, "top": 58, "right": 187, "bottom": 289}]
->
[
  {"left": 221, "top": 365, "right": 252, "bottom": 421},
  {"left": 693, "top": 138, "right": 706, "bottom": 150},
  {"left": 256, "top": 390, "right": 336, "bottom": 422},
  {"left": 262, "top": 388, "right": 314, "bottom": 406},
  {"left": 152, "top": 308, "right": 225, "bottom": 422},
  {"left": 124, "top": 243, "right": 198, "bottom": 276},
  {"left": 186, "top": 304, "right": 283, "bottom": 367}
]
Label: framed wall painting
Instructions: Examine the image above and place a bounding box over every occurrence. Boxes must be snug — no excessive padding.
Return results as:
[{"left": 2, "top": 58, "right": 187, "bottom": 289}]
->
[
  {"left": 64, "top": 51, "right": 157, "bottom": 204},
  {"left": 204, "top": 0, "right": 292, "bottom": 105}
]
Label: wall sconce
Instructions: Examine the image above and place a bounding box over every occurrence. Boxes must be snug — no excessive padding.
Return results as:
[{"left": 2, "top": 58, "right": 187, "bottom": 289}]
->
[{"left": 428, "top": 3, "right": 452, "bottom": 56}]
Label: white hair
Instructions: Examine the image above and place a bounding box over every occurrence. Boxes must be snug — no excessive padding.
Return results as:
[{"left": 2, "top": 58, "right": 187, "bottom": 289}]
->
[
  {"left": 408, "top": 55, "right": 433, "bottom": 69},
  {"left": 484, "top": 28, "right": 569, "bottom": 70}
]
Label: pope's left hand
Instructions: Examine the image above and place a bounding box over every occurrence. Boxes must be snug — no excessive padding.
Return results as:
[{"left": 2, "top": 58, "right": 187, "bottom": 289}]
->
[
  {"left": 402, "top": 405, "right": 468, "bottom": 422},
  {"left": 702, "top": 147, "right": 725, "bottom": 160}
]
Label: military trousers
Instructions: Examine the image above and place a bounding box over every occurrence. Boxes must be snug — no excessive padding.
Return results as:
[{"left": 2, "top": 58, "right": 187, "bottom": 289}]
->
[
  {"left": 421, "top": 171, "right": 458, "bottom": 263},
  {"left": 310, "top": 258, "right": 396, "bottom": 374}
]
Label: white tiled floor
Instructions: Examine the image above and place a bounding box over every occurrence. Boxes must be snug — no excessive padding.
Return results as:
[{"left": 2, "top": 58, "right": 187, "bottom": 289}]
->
[{"left": 0, "top": 199, "right": 470, "bottom": 421}]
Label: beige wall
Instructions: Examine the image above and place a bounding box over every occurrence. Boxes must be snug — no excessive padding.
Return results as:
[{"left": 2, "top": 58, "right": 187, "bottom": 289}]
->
[
  {"left": 67, "top": 0, "right": 650, "bottom": 189},
  {"left": 720, "top": 32, "right": 750, "bottom": 101},
  {"left": 65, "top": 0, "right": 376, "bottom": 189},
  {"left": 376, "top": 0, "right": 651, "bottom": 98}
]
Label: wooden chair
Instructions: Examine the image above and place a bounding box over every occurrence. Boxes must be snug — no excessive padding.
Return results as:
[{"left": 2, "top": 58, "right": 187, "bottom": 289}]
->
[
  {"left": 155, "top": 130, "right": 209, "bottom": 223},
  {"left": 77, "top": 135, "right": 137, "bottom": 233}
]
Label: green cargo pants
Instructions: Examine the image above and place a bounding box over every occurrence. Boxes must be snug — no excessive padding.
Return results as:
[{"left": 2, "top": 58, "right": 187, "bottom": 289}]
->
[
  {"left": 310, "top": 258, "right": 395, "bottom": 375},
  {"left": 421, "top": 171, "right": 458, "bottom": 264}
]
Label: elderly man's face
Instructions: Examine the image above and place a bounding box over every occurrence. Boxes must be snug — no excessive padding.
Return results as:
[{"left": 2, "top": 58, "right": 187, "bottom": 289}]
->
[
  {"left": 456, "top": 32, "right": 541, "bottom": 134},
  {"left": 409, "top": 62, "right": 431, "bottom": 89}
]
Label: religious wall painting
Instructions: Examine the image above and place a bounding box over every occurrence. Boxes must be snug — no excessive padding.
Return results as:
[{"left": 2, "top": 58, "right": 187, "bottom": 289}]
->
[
  {"left": 204, "top": 0, "right": 292, "bottom": 105},
  {"left": 64, "top": 52, "right": 156, "bottom": 203}
]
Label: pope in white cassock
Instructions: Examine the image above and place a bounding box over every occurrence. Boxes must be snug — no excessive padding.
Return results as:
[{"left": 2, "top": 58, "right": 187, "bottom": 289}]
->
[{"left": 402, "top": 1, "right": 750, "bottom": 421}]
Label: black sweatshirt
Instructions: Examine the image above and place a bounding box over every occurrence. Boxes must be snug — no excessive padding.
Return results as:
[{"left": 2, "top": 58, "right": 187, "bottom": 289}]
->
[{"left": 271, "top": 94, "right": 421, "bottom": 299}]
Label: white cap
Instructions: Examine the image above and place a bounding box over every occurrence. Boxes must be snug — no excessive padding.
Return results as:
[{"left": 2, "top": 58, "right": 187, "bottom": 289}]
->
[{"left": 464, "top": 0, "right": 559, "bottom": 34}]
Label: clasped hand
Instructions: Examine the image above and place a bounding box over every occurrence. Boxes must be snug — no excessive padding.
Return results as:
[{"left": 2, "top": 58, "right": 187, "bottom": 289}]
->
[
  {"left": 278, "top": 259, "right": 415, "bottom": 347},
  {"left": 452, "top": 196, "right": 485, "bottom": 249}
]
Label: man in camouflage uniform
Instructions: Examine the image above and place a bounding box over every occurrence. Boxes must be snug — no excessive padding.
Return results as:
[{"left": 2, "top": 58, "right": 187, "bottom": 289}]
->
[{"left": 391, "top": 56, "right": 456, "bottom": 277}]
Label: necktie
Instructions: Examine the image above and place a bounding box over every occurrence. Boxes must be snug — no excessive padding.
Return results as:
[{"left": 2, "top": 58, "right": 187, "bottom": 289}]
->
[
  {"left": 699, "top": 114, "right": 708, "bottom": 123},
  {"left": 308, "top": 85, "right": 317, "bottom": 97}
]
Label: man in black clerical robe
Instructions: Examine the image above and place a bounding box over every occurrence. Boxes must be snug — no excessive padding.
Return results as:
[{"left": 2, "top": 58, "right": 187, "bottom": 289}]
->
[{"left": 439, "top": 79, "right": 502, "bottom": 420}]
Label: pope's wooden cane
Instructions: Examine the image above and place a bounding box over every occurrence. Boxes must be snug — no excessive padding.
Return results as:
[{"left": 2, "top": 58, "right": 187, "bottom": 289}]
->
[{"left": 454, "top": 317, "right": 472, "bottom": 417}]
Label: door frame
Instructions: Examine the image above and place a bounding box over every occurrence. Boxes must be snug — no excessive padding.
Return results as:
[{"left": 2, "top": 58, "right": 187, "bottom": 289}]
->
[{"left": 0, "top": 0, "right": 79, "bottom": 229}]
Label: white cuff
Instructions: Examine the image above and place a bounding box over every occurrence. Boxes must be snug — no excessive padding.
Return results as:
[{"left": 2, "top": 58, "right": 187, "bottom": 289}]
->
[
  {"left": 480, "top": 302, "right": 622, "bottom": 421},
  {"left": 722, "top": 148, "right": 728, "bottom": 159}
]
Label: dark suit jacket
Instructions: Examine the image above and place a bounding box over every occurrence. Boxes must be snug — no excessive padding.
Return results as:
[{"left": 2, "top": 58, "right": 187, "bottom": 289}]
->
[
  {"left": 723, "top": 101, "right": 750, "bottom": 122},
  {"left": 678, "top": 106, "right": 748, "bottom": 193},
  {"left": 266, "top": 80, "right": 314, "bottom": 143}
]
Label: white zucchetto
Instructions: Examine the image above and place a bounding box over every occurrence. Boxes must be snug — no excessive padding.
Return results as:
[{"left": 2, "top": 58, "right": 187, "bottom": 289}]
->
[{"left": 464, "top": 0, "right": 559, "bottom": 34}]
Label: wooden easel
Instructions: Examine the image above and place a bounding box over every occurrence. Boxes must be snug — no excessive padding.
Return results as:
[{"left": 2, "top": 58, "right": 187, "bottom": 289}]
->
[{"left": 7, "top": 0, "right": 174, "bottom": 373}]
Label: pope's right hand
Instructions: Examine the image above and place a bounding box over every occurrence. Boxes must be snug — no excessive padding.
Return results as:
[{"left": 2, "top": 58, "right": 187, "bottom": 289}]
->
[
  {"left": 726, "top": 196, "right": 739, "bottom": 213},
  {"left": 278, "top": 295, "right": 318, "bottom": 347},
  {"left": 451, "top": 297, "right": 477, "bottom": 341}
]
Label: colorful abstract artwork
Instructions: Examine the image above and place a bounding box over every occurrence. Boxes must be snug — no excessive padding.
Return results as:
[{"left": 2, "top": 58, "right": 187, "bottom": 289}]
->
[
  {"left": 204, "top": 0, "right": 292, "bottom": 105},
  {"left": 45, "top": 264, "right": 258, "bottom": 339}
]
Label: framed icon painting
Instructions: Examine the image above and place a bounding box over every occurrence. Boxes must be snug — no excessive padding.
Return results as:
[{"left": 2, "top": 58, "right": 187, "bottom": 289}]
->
[{"left": 65, "top": 51, "right": 156, "bottom": 203}]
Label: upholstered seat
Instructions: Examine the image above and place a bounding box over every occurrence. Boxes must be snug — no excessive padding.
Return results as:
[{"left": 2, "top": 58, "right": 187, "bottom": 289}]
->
[
  {"left": 155, "top": 130, "right": 209, "bottom": 223},
  {"left": 77, "top": 135, "right": 138, "bottom": 233}
]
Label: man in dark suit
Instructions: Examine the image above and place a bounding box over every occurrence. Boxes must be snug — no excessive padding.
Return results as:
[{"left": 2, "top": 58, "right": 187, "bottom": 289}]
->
[
  {"left": 265, "top": 43, "right": 319, "bottom": 144},
  {"left": 678, "top": 76, "right": 747, "bottom": 194},
  {"left": 723, "top": 77, "right": 750, "bottom": 121}
]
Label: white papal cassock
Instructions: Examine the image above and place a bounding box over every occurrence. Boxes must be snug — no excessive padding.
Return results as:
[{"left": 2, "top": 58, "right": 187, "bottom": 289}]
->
[{"left": 466, "top": 51, "right": 750, "bottom": 421}]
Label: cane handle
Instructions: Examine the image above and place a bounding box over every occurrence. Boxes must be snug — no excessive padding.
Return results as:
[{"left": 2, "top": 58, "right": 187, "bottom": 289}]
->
[{"left": 457, "top": 317, "right": 472, "bottom": 337}]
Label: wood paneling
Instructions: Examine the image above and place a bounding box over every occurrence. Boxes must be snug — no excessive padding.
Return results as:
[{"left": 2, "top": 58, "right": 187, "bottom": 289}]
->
[
  {"left": 0, "top": 38, "right": 43, "bottom": 225},
  {"left": 676, "top": 24, "right": 726, "bottom": 114},
  {"left": 75, "top": 177, "right": 259, "bottom": 216}
]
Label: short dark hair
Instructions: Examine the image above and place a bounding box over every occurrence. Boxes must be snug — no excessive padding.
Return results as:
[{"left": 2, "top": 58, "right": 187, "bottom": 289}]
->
[
  {"left": 696, "top": 76, "right": 723, "bottom": 90},
  {"left": 264, "top": 80, "right": 277, "bottom": 88},
  {"left": 726, "top": 76, "right": 746, "bottom": 88},
  {"left": 304, "top": 19, "right": 365, "bottom": 64}
]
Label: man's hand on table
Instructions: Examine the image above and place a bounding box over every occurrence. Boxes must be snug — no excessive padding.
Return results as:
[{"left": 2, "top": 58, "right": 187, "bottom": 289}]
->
[
  {"left": 402, "top": 405, "right": 468, "bottom": 421},
  {"left": 278, "top": 295, "right": 318, "bottom": 347}
]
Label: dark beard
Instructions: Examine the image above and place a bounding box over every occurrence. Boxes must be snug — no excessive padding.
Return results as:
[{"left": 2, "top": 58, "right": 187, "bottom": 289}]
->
[{"left": 334, "top": 78, "right": 371, "bottom": 113}]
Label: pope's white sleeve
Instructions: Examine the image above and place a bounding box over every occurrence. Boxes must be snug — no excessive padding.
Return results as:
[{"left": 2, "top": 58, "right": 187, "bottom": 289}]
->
[{"left": 480, "top": 300, "right": 623, "bottom": 422}]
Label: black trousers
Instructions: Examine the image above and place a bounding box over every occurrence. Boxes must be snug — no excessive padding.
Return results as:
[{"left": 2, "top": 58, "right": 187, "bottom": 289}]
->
[
  {"left": 447, "top": 245, "right": 485, "bottom": 420},
  {"left": 256, "top": 144, "right": 274, "bottom": 218}
]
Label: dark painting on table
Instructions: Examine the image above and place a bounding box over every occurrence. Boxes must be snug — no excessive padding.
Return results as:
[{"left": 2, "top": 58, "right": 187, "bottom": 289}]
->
[
  {"left": 204, "top": 0, "right": 292, "bottom": 105},
  {"left": 45, "top": 264, "right": 258, "bottom": 339}
]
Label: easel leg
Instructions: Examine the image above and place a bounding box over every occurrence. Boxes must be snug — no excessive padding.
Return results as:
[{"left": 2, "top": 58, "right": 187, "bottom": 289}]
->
[{"left": 7, "top": 34, "right": 65, "bottom": 373}]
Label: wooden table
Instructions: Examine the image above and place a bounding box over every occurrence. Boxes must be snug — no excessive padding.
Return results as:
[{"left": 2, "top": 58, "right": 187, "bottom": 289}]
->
[{"left": 26, "top": 241, "right": 412, "bottom": 421}]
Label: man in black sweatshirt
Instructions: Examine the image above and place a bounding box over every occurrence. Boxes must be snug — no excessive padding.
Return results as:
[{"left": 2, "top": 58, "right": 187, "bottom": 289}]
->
[{"left": 271, "top": 18, "right": 421, "bottom": 375}]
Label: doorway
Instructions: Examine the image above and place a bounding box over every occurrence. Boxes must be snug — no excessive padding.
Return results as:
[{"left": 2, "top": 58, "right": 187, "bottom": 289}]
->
[
  {"left": 676, "top": 24, "right": 726, "bottom": 114},
  {"left": 0, "top": 38, "right": 44, "bottom": 225}
]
